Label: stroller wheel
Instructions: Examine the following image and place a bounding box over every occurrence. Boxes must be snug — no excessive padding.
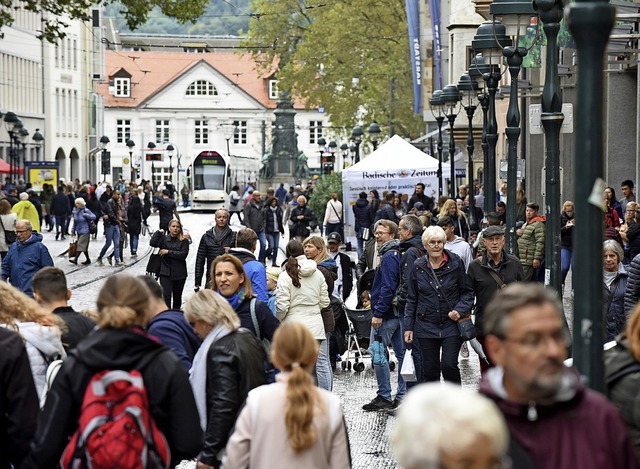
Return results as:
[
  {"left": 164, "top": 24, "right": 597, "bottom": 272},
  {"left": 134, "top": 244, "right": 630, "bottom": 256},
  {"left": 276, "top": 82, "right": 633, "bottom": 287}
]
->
[
  {"left": 347, "top": 361, "right": 352, "bottom": 371},
  {"left": 354, "top": 362, "right": 365, "bottom": 372},
  {"left": 341, "top": 361, "right": 347, "bottom": 370},
  {"left": 389, "top": 361, "right": 396, "bottom": 371}
]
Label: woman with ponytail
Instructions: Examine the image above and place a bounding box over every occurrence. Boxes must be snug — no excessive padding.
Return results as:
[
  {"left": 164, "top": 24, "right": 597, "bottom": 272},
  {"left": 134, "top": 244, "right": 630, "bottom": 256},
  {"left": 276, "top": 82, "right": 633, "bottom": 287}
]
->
[
  {"left": 276, "top": 240, "right": 330, "bottom": 387},
  {"left": 24, "top": 274, "right": 202, "bottom": 468},
  {"left": 224, "top": 321, "right": 351, "bottom": 468}
]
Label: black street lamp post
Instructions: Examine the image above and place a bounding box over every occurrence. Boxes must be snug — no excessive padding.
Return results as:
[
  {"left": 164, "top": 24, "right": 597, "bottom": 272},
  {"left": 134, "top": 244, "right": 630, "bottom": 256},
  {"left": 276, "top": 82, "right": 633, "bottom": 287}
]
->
[
  {"left": 99, "top": 136, "right": 110, "bottom": 182},
  {"left": 368, "top": 122, "right": 381, "bottom": 151},
  {"left": 166, "top": 144, "right": 174, "bottom": 181},
  {"left": 340, "top": 143, "right": 349, "bottom": 169},
  {"left": 491, "top": 0, "right": 538, "bottom": 255},
  {"left": 317, "top": 137, "right": 327, "bottom": 174},
  {"left": 458, "top": 72, "right": 479, "bottom": 230},
  {"left": 19, "top": 127, "right": 29, "bottom": 179},
  {"left": 126, "top": 139, "right": 135, "bottom": 181},
  {"left": 147, "top": 142, "right": 157, "bottom": 191},
  {"left": 469, "top": 54, "right": 492, "bottom": 215},
  {"left": 472, "top": 21, "right": 512, "bottom": 217},
  {"left": 350, "top": 126, "right": 363, "bottom": 164},
  {"left": 430, "top": 90, "right": 445, "bottom": 197},
  {"left": 441, "top": 84, "right": 461, "bottom": 199},
  {"left": 32, "top": 129, "right": 44, "bottom": 161},
  {"left": 4, "top": 112, "right": 19, "bottom": 186},
  {"left": 566, "top": 0, "right": 615, "bottom": 391}
]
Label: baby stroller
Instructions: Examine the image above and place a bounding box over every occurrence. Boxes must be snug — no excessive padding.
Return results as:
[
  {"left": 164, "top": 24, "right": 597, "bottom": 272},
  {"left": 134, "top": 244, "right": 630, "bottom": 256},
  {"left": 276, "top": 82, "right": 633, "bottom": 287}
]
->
[{"left": 341, "top": 305, "right": 373, "bottom": 372}]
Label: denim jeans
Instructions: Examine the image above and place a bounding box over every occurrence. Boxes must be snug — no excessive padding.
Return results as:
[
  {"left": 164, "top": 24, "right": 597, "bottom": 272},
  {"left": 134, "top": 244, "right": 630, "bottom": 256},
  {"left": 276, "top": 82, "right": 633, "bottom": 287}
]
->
[
  {"left": 356, "top": 236, "right": 364, "bottom": 258},
  {"left": 55, "top": 215, "right": 66, "bottom": 235},
  {"left": 369, "top": 317, "right": 406, "bottom": 401},
  {"left": 325, "top": 222, "right": 341, "bottom": 236},
  {"left": 266, "top": 232, "right": 280, "bottom": 265},
  {"left": 561, "top": 248, "right": 573, "bottom": 284},
  {"left": 99, "top": 224, "right": 120, "bottom": 261},
  {"left": 130, "top": 234, "right": 139, "bottom": 254},
  {"left": 316, "top": 335, "right": 333, "bottom": 391},
  {"left": 419, "top": 335, "right": 462, "bottom": 384},
  {"left": 257, "top": 229, "right": 268, "bottom": 264}
]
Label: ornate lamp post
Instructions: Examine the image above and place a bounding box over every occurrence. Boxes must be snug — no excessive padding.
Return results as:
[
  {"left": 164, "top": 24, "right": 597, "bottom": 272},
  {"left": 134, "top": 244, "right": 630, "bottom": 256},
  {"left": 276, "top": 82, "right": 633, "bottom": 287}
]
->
[
  {"left": 430, "top": 90, "right": 445, "bottom": 197},
  {"left": 566, "top": 0, "right": 615, "bottom": 391},
  {"left": 491, "top": 0, "right": 538, "bottom": 254},
  {"left": 340, "top": 143, "right": 349, "bottom": 169},
  {"left": 32, "top": 129, "right": 44, "bottom": 161},
  {"left": 99, "top": 135, "right": 110, "bottom": 182},
  {"left": 126, "top": 139, "right": 136, "bottom": 181},
  {"left": 472, "top": 21, "right": 512, "bottom": 216},
  {"left": 350, "top": 125, "right": 363, "bottom": 164},
  {"left": 328, "top": 140, "right": 337, "bottom": 174},
  {"left": 147, "top": 141, "right": 156, "bottom": 190},
  {"left": 368, "top": 122, "right": 381, "bottom": 151},
  {"left": 166, "top": 144, "right": 175, "bottom": 182},
  {"left": 222, "top": 122, "right": 236, "bottom": 157},
  {"left": 4, "top": 112, "right": 19, "bottom": 185},
  {"left": 458, "top": 72, "right": 480, "bottom": 230},
  {"left": 441, "top": 84, "right": 461, "bottom": 199},
  {"left": 18, "top": 127, "right": 29, "bottom": 178},
  {"left": 317, "top": 137, "right": 327, "bottom": 174}
]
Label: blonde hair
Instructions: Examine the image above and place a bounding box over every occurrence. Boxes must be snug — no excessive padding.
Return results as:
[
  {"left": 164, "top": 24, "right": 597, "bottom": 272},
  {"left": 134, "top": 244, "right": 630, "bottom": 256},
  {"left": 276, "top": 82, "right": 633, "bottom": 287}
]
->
[
  {"left": 95, "top": 275, "right": 151, "bottom": 328},
  {"left": 209, "top": 254, "right": 254, "bottom": 297},
  {"left": 183, "top": 289, "right": 241, "bottom": 330},
  {"left": 303, "top": 236, "right": 329, "bottom": 263},
  {"left": 0, "top": 283, "right": 61, "bottom": 331},
  {"left": 439, "top": 199, "right": 456, "bottom": 218},
  {"left": 270, "top": 322, "right": 321, "bottom": 453},
  {"left": 391, "top": 383, "right": 508, "bottom": 468},
  {"left": 168, "top": 219, "right": 185, "bottom": 241}
]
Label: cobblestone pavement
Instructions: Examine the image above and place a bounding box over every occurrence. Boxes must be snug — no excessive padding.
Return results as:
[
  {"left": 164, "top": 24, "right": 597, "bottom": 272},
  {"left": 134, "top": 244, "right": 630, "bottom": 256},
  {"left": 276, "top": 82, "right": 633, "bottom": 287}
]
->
[{"left": 35, "top": 209, "right": 573, "bottom": 469}]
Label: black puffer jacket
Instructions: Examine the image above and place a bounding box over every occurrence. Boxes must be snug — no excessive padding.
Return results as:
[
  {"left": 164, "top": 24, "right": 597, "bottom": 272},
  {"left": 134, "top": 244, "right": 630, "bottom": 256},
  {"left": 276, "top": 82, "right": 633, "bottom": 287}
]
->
[
  {"left": 396, "top": 235, "right": 426, "bottom": 316},
  {"left": 234, "top": 297, "right": 280, "bottom": 341},
  {"left": 22, "top": 328, "right": 202, "bottom": 469},
  {"left": 353, "top": 198, "right": 373, "bottom": 231},
  {"left": 150, "top": 231, "right": 190, "bottom": 280},
  {"left": 626, "top": 221, "right": 640, "bottom": 260},
  {"left": 289, "top": 205, "right": 313, "bottom": 237},
  {"left": 200, "top": 329, "right": 268, "bottom": 466},
  {"left": 624, "top": 254, "right": 640, "bottom": 315},
  {"left": 264, "top": 205, "right": 285, "bottom": 235},
  {"left": 194, "top": 226, "right": 236, "bottom": 288}
]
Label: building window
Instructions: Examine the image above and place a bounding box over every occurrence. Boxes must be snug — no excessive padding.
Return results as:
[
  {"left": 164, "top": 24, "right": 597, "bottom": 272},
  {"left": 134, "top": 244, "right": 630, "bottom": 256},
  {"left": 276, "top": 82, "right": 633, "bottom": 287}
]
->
[
  {"left": 114, "top": 77, "right": 130, "bottom": 97},
  {"left": 116, "top": 119, "right": 131, "bottom": 144},
  {"left": 155, "top": 120, "right": 170, "bottom": 143},
  {"left": 195, "top": 120, "right": 209, "bottom": 144},
  {"left": 186, "top": 80, "right": 218, "bottom": 96},
  {"left": 233, "top": 120, "right": 247, "bottom": 145},
  {"left": 268, "top": 79, "right": 279, "bottom": 100},
  {"left": 184, "top": 47, "right": 207, "bottom": 53},
  {"left": 309, "top": 121, "right": 323, "bottom": 145}
]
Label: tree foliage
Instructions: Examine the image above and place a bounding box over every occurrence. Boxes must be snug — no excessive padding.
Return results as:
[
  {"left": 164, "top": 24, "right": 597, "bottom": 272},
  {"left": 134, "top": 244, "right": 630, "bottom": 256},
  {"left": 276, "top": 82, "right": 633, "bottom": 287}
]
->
[
  {"left": 1, "top": 0, "right": 210, "bottom": 42},
  {"left": 243, "top": 0, "right": 425, "bottom": 140},
  {"left": 308, "top": 172, "right": 343, "bottom": 221}
]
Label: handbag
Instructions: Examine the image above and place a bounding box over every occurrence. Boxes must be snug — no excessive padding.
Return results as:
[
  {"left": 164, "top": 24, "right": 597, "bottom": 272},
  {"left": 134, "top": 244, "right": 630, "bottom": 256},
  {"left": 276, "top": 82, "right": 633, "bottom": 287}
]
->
[
  {"left": 0, "top": 217, "right": 16, "bottom": 244},
  {"left": 68, "top": 240, "right": 78, "bottom": 258},
  {"left": 145, "top": 248, "right": 163, "bottom": 278},
  {"left": 426, "top": 262, "right": 476, "bottom": 341},
  {"left": 88, "top": 220, "right": 98, "bottom": 235},
  {"left": 400, "top": 349, "right": 417, "bottom": 382}
]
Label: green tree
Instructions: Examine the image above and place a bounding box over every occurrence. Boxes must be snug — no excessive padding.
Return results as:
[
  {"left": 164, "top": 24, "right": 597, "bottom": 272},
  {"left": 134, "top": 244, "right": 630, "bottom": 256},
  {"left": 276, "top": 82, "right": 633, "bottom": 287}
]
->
[
  {"left": 243, "top": 0, "right": 425, "bottom": 139},
  {"left": 0, "top": 0, "right": 210, "bottom": 42},
  {"left": 308, "top": 172, "right": 343, "bottom": 222}
]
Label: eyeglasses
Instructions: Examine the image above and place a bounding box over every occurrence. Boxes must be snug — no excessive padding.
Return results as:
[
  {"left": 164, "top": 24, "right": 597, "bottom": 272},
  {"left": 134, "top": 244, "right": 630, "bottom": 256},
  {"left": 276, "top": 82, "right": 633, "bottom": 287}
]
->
[
  {"left": 496, "top": 329, "right": 571, "bottom": 351},
  {"left": 374, "top": 231, "right": 390, "bottom": 237},
  {"left": 427, "top": 240, "right": 444, "bottom": 247},
  {"left": 15, "top": 229, "right": 30, "bottom": 233}
]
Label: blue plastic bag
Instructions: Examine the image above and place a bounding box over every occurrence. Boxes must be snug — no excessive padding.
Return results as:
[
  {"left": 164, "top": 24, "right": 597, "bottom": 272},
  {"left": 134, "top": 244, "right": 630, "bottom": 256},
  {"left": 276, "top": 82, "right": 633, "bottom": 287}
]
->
[{"left": 370, "top": 332, "right": 387, "bottom": 366}]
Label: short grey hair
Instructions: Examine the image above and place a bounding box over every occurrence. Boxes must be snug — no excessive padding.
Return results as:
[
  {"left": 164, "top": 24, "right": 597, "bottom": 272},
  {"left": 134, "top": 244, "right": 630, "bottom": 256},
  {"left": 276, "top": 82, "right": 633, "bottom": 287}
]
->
[
  {"left": 74, "top": 197, "right": 86, "bottom": 207},
  {"left": 16, "top": 219, "right": 32, "bottom": 231},
  {"left": 484, "top": 283, "right": 564, "bottom": 338},
  {"left": 421, "top": 225, "right": 446, "bottom": 247},
  {"left": 603, "top": 239, "right": 624, "bottom": 264},
  {"left": 401, "top": 214, "right": 423, "bottom": 236},
  {"left": 374, "top": 219, "right": 398, "bottom": 237},
  {"left": 391, "top": 383, "right": 508, "bottom": 468}
]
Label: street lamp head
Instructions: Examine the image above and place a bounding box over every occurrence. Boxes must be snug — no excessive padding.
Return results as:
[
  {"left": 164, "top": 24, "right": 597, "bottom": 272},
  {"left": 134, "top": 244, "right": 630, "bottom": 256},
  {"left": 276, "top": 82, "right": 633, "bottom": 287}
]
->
[
  {"left": 12, "top": 120, "right": 23, "bottom": 136},
  {"left": 317, "top": 137, "right": 327, "bottom": 148},
  {"left": 3, "top": 111, "right": 18, "bottom": 133},
  {"left": 147, "top": 141, "right": 156, "bottom": 150},
  {"left": 458, "top": 72, "right": 480, "bottom": 107},
  {"left": 367, "top": 122, "right": 381, "bottom": 143},
  {"left": 99, "top": 135, "right": 110, "bottom": 149},
  {"left": 18, "top": 127, "right": 29, "bottom": 143},
  {"left": 126, "top": 139, "right": 135, "bottom": 150},
  {"left": 328, "top": 140, "right": 338, "bottom": 154},
  {"left": 472, "top": 21, "right": 512, "bottom": 63},
  {"left": 340, "top": 143, "right": 349, "bottom": 156},
  {"left": 491, "top": 0, "right": 537, "bottom": 37},
  {"left": 222, "top": 122, "right": 236, "bottom": 140},
  {"left": 166, "top": 143, "right": 175, "bottom": 158},
  {"left": 32, "top": 129, "right": 44, "bottom": 147},
  {"left": 351, "top": 125, "right": 363, "bottom": 144},
  {"left": 430, "top": 89, "right": 444, "bottom": 118},
  {"left": 441, "top": 84, "right": 461, "bottom": 117}
]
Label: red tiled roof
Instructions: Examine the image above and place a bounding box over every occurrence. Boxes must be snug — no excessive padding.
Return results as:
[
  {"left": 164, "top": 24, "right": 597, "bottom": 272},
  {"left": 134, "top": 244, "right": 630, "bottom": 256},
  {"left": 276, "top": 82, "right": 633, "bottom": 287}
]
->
[{"left": 98, "top": 50, "right": 305, "bottom": 109}]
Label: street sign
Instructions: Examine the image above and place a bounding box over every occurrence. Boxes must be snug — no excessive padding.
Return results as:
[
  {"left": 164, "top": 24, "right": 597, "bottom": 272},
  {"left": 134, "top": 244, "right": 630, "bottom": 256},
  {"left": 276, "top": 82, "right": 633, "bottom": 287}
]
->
[
  {"left": 529, "top": 103, "right": 574, "bottom": 134},
  {"left": 499, "top": 159, "right": 526, "bottom": 179}
]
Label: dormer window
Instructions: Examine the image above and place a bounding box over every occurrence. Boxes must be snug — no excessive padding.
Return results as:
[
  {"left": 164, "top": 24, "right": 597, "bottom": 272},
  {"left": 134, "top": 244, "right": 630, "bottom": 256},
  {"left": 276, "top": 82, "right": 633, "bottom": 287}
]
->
[
  {"left": 114, "top": 77, "right": 130, "bottom": 97},
  {"left": 268, "top": 79, "right": 280, "bottom": 100},
  {"left": 186, "top": 80, "right": 218, "bottom": 96}
]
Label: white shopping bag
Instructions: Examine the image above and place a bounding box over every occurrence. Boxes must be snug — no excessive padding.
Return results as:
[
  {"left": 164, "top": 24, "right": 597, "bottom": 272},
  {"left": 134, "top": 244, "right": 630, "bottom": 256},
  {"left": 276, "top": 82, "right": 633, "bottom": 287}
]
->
[{"left": 400, "top": 349, "right": 417, "bottom": 382}]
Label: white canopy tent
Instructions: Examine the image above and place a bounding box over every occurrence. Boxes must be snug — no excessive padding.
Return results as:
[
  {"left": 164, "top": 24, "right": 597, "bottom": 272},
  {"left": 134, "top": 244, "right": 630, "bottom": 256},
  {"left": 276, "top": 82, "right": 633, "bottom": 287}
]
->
[{"left": 341, "top": 135, "right": 452, "bottom": 238}]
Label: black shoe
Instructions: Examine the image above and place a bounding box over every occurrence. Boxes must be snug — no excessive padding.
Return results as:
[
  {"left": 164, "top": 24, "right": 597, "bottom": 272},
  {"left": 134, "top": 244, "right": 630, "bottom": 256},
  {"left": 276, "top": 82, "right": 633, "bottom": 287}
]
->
[
  {"left": 107, "top": 255, "right": 113, "bottom": 266},
  {"left": 391, "top": 398, "right": 402, "bottom": 409},
  {"left": 69, "top": 258, "right": 78, "bottom": 264},
  {"left": 60, "top": 236, "right": 65, "bottom": 240},
  {"left": 362, "top": 395, "right": 393, "bottom": 412},
  {"left": 82, "top": 259, "right": 91, "bottom": 265},
  {"left": 55, "top": 233, "right": 59, "bottom": 240}
]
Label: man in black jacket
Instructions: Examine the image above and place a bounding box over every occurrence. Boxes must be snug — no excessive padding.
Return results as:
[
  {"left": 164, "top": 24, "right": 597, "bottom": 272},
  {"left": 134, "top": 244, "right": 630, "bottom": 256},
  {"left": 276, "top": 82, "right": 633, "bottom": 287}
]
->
[
  {"left": 195, "top": 208, "right": 236, "bottom": 290},
  {"left": 32, "top": 267, "right": 96, "bottom": 352},
  {"left": 51, "top": 185, "right": 71, "bottom": 240},
  {"left": 0, "top": 328, "right": 38, "bottom": 469},
  {"left": 353, "top": 191, "right": 373, "bottom": 258},
  {"left": 409, "top": 183, "right": 435, "bottom": 213},
  {"left": 243, "top": 190, "right": 267, "bottom": 263},
  {"left": 327, "top": 232, "right": 353, "bottom": 301},
  {"left": 467, "top": 225, "right": 524, "bottom": 372},
  {"left": 153, "top": 189, "right": 180, "bottom": 232}
]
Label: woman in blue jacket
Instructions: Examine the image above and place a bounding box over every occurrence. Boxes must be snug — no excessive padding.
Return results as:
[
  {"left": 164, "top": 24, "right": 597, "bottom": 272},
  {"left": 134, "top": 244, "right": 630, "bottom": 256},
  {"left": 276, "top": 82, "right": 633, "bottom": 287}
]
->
[
  {"left": 404, "top": 225, "right": 474, "bottom": 384},
  {"left": 70, "top": 197, "right": 96, "bottom": 264}
]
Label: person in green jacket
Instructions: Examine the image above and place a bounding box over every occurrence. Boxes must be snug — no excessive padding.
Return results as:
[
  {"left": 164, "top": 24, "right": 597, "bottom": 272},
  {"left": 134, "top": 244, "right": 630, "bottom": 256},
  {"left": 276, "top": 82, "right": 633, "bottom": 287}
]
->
[
  {"left": 516, "top": 202, "right": 545, "bottom": 281},
  {"left": 11, "top": 193, "right": 40, "bottom": 233}
]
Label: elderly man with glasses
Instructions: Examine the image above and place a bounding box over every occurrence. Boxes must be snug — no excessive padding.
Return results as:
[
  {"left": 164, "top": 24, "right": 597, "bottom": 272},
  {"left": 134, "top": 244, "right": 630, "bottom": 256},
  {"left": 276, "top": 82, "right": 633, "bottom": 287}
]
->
[
  {"left": 0, "top": 219, "right": 53, "bottom": 297},
  {"left": 481, "top": 283, "right": 639, "bottom": 468}
]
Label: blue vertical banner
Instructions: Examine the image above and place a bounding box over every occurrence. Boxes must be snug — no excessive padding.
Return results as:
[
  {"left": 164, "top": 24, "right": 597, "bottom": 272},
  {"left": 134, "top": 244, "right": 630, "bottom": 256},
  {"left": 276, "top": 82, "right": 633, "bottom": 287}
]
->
[
  {"left": 405, "top": 0, "right": 422, "bottom": 114},
  {"left": 427, "top": 0, "right": 443, "bottom": 91}
]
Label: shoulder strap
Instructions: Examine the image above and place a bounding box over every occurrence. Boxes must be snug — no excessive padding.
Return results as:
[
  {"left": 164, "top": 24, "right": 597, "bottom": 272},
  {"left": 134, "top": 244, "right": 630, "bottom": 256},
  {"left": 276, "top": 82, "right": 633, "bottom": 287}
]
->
[
  {"left": 330, "top": 202, "right": 342, "bottom": 222},
  {"left": 249, "top": 298, "right": 261, "bottom": 339},
  {"left": 488, "top": 269, "right": 507, "bottom": 289},
  {"left": 412, "top": 246, "right": 425, "bottom": 258},
  {"left": 0, "top": 217, "right": 5, "bottom": 231},
  {"left": 606, "top": 361, "right": 640, "bottom": 387},
  {"left": 426, "top": 262, "right": 455, "bottom": 312}
]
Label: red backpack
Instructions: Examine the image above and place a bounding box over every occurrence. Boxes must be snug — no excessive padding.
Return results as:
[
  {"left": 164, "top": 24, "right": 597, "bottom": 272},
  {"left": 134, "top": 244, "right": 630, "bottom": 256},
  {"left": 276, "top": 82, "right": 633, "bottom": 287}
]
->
[{"left": 61, "top": 369, "right": 171, "bottom": 469}]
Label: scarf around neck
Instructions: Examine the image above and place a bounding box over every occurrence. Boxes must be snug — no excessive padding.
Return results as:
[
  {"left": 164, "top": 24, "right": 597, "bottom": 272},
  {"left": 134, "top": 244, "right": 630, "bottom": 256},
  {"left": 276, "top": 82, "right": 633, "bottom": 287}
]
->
[{"left": 221, "top": 287, "right": 247, "bottom": 309}]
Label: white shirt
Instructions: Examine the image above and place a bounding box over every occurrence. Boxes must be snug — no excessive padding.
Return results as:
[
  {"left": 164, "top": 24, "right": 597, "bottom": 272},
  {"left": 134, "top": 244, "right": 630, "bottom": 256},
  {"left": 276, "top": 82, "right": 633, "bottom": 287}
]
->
[{"left": 324, "top": 199, "right": 343, "bottom": 225}]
